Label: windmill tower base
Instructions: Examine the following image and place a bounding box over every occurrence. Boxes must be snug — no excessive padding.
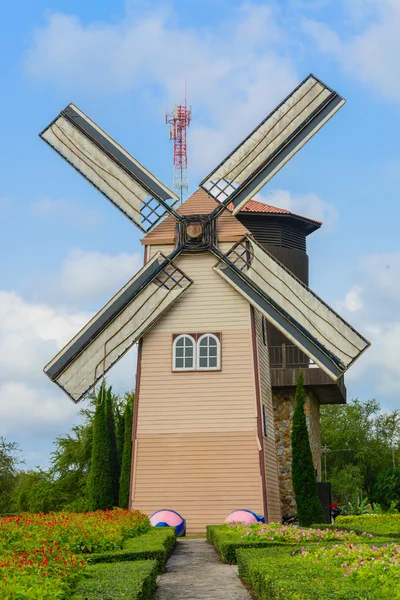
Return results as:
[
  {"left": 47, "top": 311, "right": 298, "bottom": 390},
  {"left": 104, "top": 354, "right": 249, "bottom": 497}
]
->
[{"left": 272, "top": 389, "right": 321, "bottom": 516}]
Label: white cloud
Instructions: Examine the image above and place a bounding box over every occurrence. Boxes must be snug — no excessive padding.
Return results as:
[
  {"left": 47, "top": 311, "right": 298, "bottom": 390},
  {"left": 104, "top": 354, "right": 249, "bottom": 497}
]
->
[
  {"left": 256, "top": 189, "right": 338, "bottom": 230},
  {"left": 53, "top": 248, "right": 142, "bottom": 302},
  {"left": 338, "top": 285, "right": 364, "bottom": 312},
  {"left": 31, "top": 197, "right": 102, "bottom": 229},
  {"left": 303, "top": 0, "right": 400, "bottom": 102},
  {"left": 0, "top": 290, "right": 137, "bottom": 442},
  {"left": 24, "top": 5, "right": 298, "bottom": 173},
  {"left": 337, "top": 252, "right": 400, "bottom": 397}
]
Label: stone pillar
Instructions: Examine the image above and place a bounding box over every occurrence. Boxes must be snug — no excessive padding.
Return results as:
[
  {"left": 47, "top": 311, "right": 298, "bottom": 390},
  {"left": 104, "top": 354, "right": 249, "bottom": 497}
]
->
[{"left": 272, "top": 388, "right": 321, "bottom": 516}]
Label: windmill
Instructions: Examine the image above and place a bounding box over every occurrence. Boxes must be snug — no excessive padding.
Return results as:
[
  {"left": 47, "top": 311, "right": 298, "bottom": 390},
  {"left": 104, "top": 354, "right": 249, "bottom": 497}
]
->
[{"left": 40, "top": 74, "right": 370, "bottom": 533}]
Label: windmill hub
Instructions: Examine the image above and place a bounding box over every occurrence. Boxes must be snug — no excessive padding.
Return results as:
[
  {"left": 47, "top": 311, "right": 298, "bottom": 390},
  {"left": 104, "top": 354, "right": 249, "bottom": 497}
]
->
[
  {"left": 178, "top": 215, "right": 216, "bottom": 252},
  {"left": 186, "top": 221, "right": 203, "bottom": 239}
]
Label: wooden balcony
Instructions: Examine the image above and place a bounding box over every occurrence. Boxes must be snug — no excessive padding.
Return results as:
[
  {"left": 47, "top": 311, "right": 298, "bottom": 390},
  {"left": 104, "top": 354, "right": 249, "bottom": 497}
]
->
[{"left": 269, "top": 344, "right": 346, "bottom": 405}]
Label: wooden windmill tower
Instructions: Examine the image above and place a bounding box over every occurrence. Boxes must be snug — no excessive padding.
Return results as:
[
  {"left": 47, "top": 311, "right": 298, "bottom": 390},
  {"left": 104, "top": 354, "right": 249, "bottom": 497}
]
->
[{"left": 40, "top": 74, "right": 370, "bottom": 534}]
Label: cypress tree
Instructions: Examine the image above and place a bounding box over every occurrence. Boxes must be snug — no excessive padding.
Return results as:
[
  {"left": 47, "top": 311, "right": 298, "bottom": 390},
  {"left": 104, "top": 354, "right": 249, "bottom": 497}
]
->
[
  {"left": 119, "top": 393, "right": 134, "bottom": 508},
  {"left": 291, "top": 371, "right": 325, "bottom": 526},
  {"left": 116, "top": 404, "right": 125, "bottom": 475},
  {"left": 88, "top": 384, "right": 114, "bottom": 510},
  {"left": 105, "top": 387, "right": 120, "bottom": 506}
]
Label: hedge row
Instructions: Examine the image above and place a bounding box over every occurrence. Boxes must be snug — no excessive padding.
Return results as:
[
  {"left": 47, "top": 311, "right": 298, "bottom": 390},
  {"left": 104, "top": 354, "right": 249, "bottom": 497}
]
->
[
  {"left": 73, "top": 560, "right": 158, "bottom": 600},
  {"left": 85, "top": 527, "right": 176, "bottom": 571},
  {"left": 237, "top": 546, "right": 396, "bottom": 600},
  {"left": 206, "top": 525, "right": 292, "bottom": 564},
  {"left": 335, "top": 514, "right": 400, "bottom": 538}
]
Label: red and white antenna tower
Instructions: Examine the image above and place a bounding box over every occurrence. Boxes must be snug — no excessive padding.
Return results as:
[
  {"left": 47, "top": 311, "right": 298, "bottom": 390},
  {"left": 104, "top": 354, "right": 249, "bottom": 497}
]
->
[{"left": 166, "top": 91, "right": 191, "bottom": 205}]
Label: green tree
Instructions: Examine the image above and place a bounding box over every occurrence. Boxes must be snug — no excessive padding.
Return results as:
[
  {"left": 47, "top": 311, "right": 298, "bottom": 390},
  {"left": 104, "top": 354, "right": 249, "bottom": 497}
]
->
[
  {"left": 321, "top": 399, "right": 399, "bottom": 502},
  {"left": 329, "top": 464, "right": 364, "bottom": 505},
  {"left": 116, "top": 403, "right": 125, "bottom": 473},
  {"left": 291, "top": 371, "right": 325, "bottom": 526},
  {"left": 105, "top": 387, "right": 120, "bottom": 506},
  {"left": 119, "top": 392, "right": 134, "bottom": 508},
  {"left": 88, "top": 384, "right": 114, "bottom": 510},
  {"left": 374, "top": 468, "right": 400, "bottom": 510},
  {"left": 11, "top": 469, "right": 60, "bottom": 513},
  {"left": 50, "top": 410, "right": 94, "bottom": 511},
  {"left": 0, "top": 437, "right": 21, "bottom": 514}
]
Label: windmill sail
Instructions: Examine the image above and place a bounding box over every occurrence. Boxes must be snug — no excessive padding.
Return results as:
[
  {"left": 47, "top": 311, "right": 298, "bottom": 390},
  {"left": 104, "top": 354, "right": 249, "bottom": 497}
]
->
[
  {"left": 40, "top": 104, "right": 180, "bottom": 232},
  {"left": 213, "top": 237, "right": 369, "bottom": 380},
  {"left": 201, "top": 74, "right": 345, "bottom": 215},
  {"left": 45, "top": 253, "right": 192, "bottom": 403}
]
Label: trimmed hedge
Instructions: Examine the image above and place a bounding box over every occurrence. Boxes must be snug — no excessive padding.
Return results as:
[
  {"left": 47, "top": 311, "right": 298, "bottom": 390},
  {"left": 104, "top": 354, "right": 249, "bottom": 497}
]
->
[
  {"left": 335, "top": 514, "right": 400, "bottom": 538},
  {"left": 206, "top": 525, "right": 293, "bottom": 564},
  {"left": 73, "top": 560, "right": 158, "bottom": 600},
  {"left": 313, "top": 515, "right": 400, "bottom": 539},
  {"left": 86, "top": 527, "right": 176, "bottom": 571},
  {"left": 237, "top": 546, "right": 398, "bottom": 600}
]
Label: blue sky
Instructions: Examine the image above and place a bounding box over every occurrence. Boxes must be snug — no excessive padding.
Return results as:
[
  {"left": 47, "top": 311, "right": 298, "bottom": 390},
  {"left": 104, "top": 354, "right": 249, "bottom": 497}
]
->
[{"left": 1, "top": 0, "right": 400, "bottom": 468}]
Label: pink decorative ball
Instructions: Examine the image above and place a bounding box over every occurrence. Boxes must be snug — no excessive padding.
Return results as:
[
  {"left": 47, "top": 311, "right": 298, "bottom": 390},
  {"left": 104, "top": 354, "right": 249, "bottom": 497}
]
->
[{"left": 225, "top": 509, "right": 259, "bottom": 525}]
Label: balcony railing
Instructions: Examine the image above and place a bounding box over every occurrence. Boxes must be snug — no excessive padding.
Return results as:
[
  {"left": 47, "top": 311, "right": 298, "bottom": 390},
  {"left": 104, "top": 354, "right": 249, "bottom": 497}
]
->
[{"left": 269, "top": 344, "right": 313, "bottom": 369}]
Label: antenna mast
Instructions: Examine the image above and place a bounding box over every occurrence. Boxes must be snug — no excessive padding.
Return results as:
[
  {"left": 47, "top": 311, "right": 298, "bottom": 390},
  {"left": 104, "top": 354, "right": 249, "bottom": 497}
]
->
[{"left": 166, "top": 88, "right": 191, "bottom": 205}]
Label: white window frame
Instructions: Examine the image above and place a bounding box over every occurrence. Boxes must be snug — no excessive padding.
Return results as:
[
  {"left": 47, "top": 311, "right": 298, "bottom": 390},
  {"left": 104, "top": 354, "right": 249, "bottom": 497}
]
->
[
  {"left": 172, "top": 334, "right": 196, "bottom": 371},
  {"left": 197, "top": 334, "right": 221, "bottom": 371}
]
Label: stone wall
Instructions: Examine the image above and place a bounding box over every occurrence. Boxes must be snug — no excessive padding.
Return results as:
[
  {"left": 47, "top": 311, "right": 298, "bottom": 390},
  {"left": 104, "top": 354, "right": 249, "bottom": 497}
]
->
[{"left": 272, "top": 388, "right": 321, "bottom": 516}]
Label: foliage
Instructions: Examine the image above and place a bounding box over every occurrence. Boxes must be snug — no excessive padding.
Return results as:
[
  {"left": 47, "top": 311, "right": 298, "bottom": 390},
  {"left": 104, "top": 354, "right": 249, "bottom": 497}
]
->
[
  {"left": 88, "top": 385, "right": 115, "bottom": 511},
  {"left": 291, "top": 371, "right": 325, "bottom": 526},
  {"left": 321, "top": 399, "right": 400, "bottom": 503},
  {"left": 237, "top": 542, "right": 400, "bottom": 600},
  {"left": 50, "top": 409, "right": 94, "bottom": 511},
  {"left": 86, "top": 527, "right": 176, "bottom": 571},
  {"left": 374, "top": 468, "right": 400, "bottom": 510},
  {"left": 0, "top": 509, "right": 150, "bottom": 599},
  {"left": 116, "top": 402, "right": 125, "bottom": 473},
  {"left": 0, "top": 436, "right": 21, "bottom": 514},
  {"left": 0, "top": 541, "right": 86, "bottom": 599},
  {"left": 73, "top": 560, "right": 158, "bottom": 600},
  {"left": 119, "top": 393, "right": 134, "bottom": 508},
  {"left": 11, "top": 469, "right": 61, "bottom": 514},
  {"left": 105, "top": 387, "right": 120, "bottom": 506},
  {"left": 329, "top": 464, "right": 364, "bottom": 506},
  {"left": 334, "top": 514, "right": 400, "bottom": 538},
  {"left": 206, "top": 523, "right": 371, "bottom": 564}
]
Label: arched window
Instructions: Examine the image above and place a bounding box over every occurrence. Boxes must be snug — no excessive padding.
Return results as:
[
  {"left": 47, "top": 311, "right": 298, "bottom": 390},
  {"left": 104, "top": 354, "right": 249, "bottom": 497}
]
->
[
  {"left": 197, "top": 334, "right": 220, "bottom": 370},
  {"left": 173, "top": 335, "right": 196, "bottom": 371}
]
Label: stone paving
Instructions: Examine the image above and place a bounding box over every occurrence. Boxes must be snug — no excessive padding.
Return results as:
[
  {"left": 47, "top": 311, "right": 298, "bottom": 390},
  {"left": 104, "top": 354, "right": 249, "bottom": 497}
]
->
[{"left": 155, "top": 538, "right": 252, "bottom": 600}]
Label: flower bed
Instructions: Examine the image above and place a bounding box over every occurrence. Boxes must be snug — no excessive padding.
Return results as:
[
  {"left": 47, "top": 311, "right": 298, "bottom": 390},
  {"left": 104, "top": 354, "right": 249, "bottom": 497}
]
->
[
  {"left": 207, "top": 522, "right": 373, "bottom": 564},
  {"left": 0, "top": 509, "right": 151, "bottom": 599},
  {"left": 237, "top": 542, "right": 400, "bottom": 599}
]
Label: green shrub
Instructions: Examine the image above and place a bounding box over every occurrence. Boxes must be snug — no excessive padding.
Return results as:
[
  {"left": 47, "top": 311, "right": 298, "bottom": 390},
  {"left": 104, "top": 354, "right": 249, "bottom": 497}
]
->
[
  {"left": 291, "top": 371, "right": 325, "bottom": 526},
  {"left": 86, "top": 528, "right": 176, "bottom": 571},
  {"left": 237, "top": 544, "right": 400, "bottom": 599},
  {"left": 374, "top": 468, "right": 400, "bottom": 510},
  {"left": 206, "top": 524, "right": 357, "bottom": 564},
  {"left": 333, "top": 514, "right": 400, "bottom": 538},
  {"left": 73, "top": 560, "right": 158, "bottom": 600}
]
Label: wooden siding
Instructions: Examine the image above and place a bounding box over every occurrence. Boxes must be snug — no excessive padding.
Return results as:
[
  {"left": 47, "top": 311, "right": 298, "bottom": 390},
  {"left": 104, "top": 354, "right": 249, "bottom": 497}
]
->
[
  {"left": 131, "top": 247, "right": 263, "bottom": 534},
  {"left": 132, "top": 432, "right": 263, "bottom": 533},
  {"left": 254, "top": 310, "right": 282, "bottom": 522}
]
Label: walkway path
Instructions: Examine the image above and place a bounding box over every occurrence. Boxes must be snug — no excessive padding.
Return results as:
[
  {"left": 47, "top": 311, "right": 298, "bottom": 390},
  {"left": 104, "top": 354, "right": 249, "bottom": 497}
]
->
[{"left": 155, "top": 538, "right": 252, "bottom": 600}]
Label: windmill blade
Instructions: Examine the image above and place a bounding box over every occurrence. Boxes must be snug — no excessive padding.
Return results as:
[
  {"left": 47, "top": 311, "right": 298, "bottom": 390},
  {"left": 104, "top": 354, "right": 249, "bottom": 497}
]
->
[
  {"left": 44, "top": 252, "right": 192, "bottom": 403},
  {"left": 40, "top": 104, "right": 181, "bottom": 233},
  {"left": 213, "top": 236, "right": 369, "bottom": 380},
  {"left": 200, "top": 74, "right": 345, "bottom": 215}
]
